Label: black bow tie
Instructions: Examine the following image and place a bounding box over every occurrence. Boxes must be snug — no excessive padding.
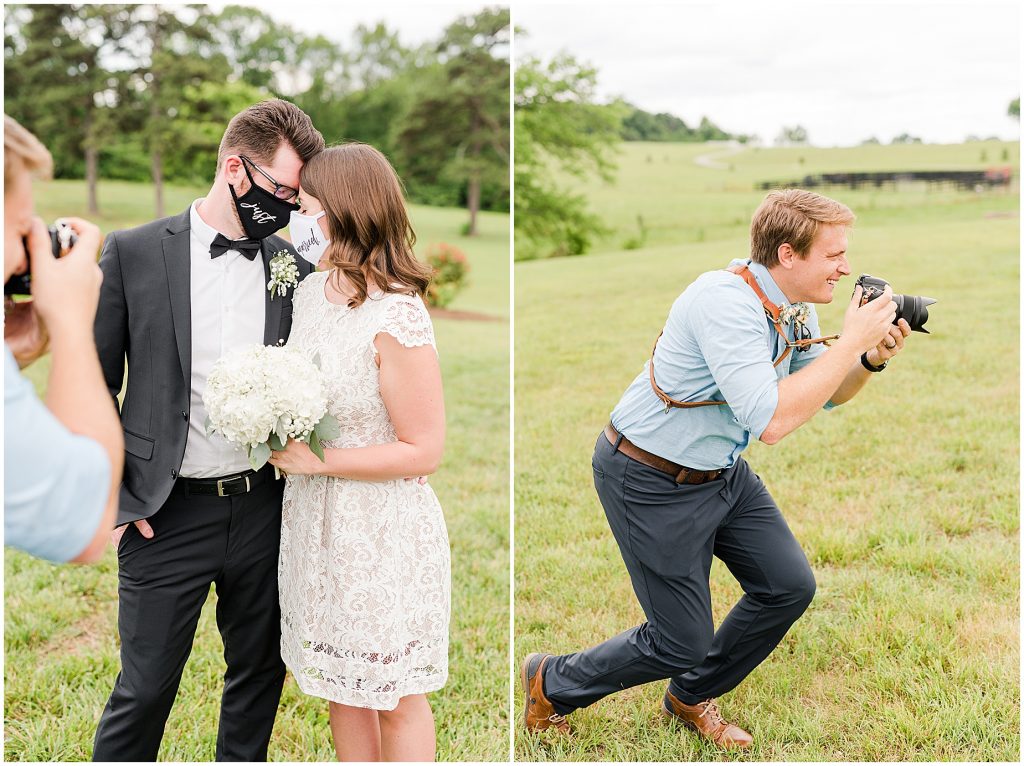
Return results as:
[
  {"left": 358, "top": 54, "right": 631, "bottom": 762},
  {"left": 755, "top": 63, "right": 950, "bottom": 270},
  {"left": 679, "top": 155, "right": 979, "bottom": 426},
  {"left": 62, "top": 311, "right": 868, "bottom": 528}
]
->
[{"left": 210, "top": 233, "right": 262, "bottom": 260}]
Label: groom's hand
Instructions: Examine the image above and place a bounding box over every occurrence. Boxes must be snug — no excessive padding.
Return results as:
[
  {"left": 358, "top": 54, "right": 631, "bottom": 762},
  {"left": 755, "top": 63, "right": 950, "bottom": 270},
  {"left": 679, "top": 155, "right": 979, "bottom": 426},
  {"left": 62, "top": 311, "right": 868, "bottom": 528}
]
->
[{"left": 110, "top": 519, "right": 155, "bottom": 549}]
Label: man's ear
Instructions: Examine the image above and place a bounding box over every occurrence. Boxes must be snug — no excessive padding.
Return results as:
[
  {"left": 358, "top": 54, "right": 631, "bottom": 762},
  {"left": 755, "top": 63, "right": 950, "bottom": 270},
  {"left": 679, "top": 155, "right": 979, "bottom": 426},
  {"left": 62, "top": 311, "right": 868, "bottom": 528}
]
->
[
  {"left": 223, "top": 155, "right": 244, "bottom": 186},
  {"left": 777, "top": 243, "right": 797, "bottom": 270}
]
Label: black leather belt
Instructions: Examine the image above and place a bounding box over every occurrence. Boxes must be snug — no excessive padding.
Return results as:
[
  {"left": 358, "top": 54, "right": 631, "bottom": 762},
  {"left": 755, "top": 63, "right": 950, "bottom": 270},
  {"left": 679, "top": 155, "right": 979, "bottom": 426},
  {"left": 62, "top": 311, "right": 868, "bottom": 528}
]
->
[{"left": 183, "top": 466, "right": 272, "bottom": 497}]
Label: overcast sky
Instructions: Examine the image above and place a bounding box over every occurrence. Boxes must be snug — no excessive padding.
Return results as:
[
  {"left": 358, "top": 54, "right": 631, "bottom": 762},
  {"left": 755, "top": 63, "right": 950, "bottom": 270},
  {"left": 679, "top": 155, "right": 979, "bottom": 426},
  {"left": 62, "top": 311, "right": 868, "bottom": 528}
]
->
[
  {"left": 210, "top": 1, "right": 495, "bottom": 47},
  {"left": 514, "top": 1, "right": 1020, "bottom": 146}
]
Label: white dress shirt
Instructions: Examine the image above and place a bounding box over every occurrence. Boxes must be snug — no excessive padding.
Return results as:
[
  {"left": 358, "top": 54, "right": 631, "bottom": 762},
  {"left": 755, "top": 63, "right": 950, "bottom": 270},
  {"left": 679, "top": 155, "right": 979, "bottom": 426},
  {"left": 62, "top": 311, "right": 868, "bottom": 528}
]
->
[{"left": 179, "top": 199, "right": 266, "bottom": 478}]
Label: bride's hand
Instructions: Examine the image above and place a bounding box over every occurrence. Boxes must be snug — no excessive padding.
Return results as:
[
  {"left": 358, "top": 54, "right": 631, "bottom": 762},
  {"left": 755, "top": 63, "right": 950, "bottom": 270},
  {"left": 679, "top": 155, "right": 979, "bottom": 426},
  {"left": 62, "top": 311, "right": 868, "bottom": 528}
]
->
[{"left": 268, "top": 438, "right": 320, "bottom": 476}]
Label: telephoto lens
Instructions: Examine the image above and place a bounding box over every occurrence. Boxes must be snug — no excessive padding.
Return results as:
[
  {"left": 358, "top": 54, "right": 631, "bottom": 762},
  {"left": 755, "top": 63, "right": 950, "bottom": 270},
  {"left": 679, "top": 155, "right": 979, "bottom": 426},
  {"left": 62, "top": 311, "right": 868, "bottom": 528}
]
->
[{"left": 855, "top": 274, "right": 936, "bottom": 333}]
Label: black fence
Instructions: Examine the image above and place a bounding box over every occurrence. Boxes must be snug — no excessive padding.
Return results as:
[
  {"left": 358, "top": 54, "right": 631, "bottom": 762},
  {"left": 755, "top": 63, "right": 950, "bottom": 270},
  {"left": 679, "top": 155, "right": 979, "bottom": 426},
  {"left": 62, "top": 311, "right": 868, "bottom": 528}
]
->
[{"left": 758, "top": 167, "right": 1015, "bottom": 192}]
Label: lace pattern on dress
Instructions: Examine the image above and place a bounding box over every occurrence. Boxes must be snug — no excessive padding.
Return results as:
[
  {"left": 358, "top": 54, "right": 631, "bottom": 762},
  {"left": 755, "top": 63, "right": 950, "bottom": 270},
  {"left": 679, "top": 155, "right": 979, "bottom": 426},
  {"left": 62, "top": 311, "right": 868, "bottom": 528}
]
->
[{"left": 379, "top": 295, "right": 435, "bottom": 349}]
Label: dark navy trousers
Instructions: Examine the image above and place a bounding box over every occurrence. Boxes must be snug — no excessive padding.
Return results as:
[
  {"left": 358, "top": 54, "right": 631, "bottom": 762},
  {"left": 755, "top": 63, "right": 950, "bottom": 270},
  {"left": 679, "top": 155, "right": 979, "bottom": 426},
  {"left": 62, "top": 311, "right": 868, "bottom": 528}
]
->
[{"left": 544, "top": 431, "right": 816, "bottom": 714}]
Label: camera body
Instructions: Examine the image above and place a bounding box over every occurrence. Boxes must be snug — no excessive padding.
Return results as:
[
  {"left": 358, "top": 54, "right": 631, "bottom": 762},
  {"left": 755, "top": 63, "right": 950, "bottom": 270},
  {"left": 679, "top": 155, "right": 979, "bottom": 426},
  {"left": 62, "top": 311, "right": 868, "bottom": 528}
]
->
[
  {"left": 854, "top": 273, "right": 936, "bottom": 334},
  {"left": 4, "top": 220, "right": 77, "bottom": 296}
]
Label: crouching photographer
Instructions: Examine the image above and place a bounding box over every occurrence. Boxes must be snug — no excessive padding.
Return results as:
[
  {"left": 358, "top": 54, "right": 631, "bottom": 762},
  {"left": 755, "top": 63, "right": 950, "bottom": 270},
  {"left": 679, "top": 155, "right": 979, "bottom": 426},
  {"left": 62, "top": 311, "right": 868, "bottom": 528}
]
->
[{"left": 4, "top": 114, "right": 122, "bottom": 563}]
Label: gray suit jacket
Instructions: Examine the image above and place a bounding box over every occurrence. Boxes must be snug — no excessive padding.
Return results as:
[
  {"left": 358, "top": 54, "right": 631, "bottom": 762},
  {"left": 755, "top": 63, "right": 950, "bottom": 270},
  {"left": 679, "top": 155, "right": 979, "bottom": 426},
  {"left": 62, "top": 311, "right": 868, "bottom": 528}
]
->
[{"left": 94, "top": 206, "right": 315, "bottom": 526}]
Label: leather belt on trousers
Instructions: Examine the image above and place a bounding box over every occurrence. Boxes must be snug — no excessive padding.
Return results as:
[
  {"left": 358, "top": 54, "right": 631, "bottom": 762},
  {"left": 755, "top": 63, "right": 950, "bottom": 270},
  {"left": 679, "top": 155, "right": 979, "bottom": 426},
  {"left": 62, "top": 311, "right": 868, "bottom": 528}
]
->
[
  {"left": 604, "top": 423, "right": 724, "bottom": 485},
  {"left": 183, "top": 466, "right": 273, "bottom": 497}
]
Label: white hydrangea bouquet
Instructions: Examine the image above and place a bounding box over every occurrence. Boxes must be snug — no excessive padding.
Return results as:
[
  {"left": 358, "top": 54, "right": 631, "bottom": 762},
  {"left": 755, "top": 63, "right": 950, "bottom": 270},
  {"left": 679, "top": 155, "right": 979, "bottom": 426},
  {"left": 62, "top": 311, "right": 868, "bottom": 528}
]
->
[{"left": 203, "top": 344, "right": 340, "bottom": 471}]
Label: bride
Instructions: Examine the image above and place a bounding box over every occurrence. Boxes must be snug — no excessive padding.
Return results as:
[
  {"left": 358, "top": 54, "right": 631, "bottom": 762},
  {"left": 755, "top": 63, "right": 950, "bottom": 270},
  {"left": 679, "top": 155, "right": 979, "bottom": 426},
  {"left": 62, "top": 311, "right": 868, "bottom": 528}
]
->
[{"left": 268, "top": 143, "right": 450, "bottom": 761}]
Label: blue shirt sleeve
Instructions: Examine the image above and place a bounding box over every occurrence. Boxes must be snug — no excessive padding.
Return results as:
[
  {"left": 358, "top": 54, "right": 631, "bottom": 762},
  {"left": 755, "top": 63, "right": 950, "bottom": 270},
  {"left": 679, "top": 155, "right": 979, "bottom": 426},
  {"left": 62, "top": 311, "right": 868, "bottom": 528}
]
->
[
  {"left": 4, "top": 346, "right": 110, "bottom": 562},
  {"left": 688, "top": 280, "right": 780, "bottom": 438}
]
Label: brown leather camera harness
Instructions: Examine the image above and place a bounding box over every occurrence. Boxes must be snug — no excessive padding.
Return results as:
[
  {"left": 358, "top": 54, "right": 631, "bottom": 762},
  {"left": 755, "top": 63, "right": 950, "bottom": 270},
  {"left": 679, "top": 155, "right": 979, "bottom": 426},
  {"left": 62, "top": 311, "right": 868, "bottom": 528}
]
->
[{"left": 649, "top": 264, "right": 840, "bottom": 412}]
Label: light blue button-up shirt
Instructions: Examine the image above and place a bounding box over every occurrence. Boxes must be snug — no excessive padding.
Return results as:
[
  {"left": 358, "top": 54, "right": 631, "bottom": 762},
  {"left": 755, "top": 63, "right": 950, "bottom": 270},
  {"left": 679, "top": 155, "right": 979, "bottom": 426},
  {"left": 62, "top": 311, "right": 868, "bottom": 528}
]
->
[
  {"left": 610, "top": 259, "right": 834, "bottom": 470},
  {"left": 4, "top": 345, "right": 109, "bottom": 562}
]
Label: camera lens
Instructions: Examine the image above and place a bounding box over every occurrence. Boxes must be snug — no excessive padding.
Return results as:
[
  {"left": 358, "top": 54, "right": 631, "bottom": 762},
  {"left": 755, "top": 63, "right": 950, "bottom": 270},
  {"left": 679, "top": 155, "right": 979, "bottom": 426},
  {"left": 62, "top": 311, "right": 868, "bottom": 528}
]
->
[{"left": 893, "top": 293, "right": 936, "bottom": 334}]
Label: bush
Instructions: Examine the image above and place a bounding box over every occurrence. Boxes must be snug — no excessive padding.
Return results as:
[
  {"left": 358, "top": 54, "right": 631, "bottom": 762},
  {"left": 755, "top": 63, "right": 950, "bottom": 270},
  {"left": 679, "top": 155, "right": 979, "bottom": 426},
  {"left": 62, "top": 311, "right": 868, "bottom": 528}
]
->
[{"left": 424, "top": 243, "right": 470, "bottom": 308}]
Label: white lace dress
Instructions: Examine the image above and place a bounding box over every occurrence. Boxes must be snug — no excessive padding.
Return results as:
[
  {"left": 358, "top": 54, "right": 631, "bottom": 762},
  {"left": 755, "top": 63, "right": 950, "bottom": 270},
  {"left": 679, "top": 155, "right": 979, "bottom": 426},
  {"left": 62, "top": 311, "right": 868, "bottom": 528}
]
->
[{"left": 278, "top": 271, "right": 450, "bottom": 710}]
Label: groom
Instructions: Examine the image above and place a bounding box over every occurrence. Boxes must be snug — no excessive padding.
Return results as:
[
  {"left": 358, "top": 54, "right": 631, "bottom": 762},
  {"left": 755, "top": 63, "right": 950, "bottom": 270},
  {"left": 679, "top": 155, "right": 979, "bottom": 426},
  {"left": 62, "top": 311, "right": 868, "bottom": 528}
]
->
[{"left": 92, "top": 100, "right": 324, "bottom": 761}]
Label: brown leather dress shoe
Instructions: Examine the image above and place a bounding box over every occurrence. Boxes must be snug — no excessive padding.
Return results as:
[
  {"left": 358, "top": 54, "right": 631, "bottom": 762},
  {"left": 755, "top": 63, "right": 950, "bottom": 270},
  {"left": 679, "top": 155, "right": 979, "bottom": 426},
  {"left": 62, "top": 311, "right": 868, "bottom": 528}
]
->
[
  {"left": 662, "top": 690, "right": 753, "bottom": 749},
  {"left": 521, "top": 653, "right": 571, "bottom": 733}
]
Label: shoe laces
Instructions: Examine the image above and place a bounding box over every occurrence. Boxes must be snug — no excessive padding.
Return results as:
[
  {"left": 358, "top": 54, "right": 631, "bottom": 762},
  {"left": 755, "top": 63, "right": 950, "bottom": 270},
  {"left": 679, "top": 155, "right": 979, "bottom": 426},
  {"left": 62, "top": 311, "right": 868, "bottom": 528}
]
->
[
  {"left": 547, "top": 713, "right": 567, "bottom": 725},
  {"left": 698, "top": 699, "right": 725, "bottom": 728}
]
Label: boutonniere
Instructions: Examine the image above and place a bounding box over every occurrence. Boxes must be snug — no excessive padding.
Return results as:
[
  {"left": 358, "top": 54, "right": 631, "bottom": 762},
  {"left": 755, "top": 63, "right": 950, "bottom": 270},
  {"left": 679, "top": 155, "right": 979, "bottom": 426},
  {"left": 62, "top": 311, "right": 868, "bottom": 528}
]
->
[
  {"left": 778, "top": 301, "right": 810, "bottom": 328},
  {"left": 267, "top": 251, "right": 299, "bottom": 300}
]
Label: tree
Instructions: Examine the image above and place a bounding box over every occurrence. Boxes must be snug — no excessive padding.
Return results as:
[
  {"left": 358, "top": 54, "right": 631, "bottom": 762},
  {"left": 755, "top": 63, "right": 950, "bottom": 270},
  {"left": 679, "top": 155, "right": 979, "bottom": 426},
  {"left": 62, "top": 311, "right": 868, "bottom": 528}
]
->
[
  {"left": 208, "top": 4, "right": 291, "bottom": 92},
  {"left": 397, "top": 7, "right": 509, "bottom": 235},
  {"left": 774, "top": 125, "right": 808, "bottom": 146},
  {"left": 514, "top": 52, "right": 622, "bottom": 258},
  {"left": 4, "top": 4, "right": 125, "bottom": 214},
  {"left": 1009, "top": 97, "right": 1019, "bottom": 120},
  {"left": 890, "top": 133, "right": 922, "bottom": 144}
]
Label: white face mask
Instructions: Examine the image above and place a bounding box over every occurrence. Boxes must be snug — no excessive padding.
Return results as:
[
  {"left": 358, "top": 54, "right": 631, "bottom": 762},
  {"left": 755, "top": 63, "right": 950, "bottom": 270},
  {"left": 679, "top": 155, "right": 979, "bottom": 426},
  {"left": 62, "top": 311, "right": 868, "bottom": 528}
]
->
[{"left": 289, "top": 210, "right": 329, "bottom": 266}]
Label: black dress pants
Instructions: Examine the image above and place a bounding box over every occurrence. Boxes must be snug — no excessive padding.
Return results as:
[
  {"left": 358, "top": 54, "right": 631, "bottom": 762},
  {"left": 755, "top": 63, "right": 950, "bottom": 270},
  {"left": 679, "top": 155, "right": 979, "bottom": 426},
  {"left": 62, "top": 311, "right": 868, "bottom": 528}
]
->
[
  {"left": 543, "top": 432, "right": 816, "bottom": 715},
  {"left": 93, "top": 466, "right": 286, "bottom": 761}
]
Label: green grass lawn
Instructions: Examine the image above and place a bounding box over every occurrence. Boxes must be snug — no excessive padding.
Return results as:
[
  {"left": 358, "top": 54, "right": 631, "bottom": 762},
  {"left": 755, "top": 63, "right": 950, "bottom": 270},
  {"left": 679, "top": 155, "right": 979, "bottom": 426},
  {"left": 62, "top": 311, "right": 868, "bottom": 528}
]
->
[
  {"left": 4, "top": 180, "right": 510, "bottom": 761},
  {"left": 514, "top": 143, "right": 1019, "bottom": 760}
]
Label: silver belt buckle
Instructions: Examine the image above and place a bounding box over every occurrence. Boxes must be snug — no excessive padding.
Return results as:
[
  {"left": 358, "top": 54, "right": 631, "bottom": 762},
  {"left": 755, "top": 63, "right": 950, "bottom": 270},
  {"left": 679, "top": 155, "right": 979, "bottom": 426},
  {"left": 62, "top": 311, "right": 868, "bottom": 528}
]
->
[{"left": 216, "top": 474, "right": 251, "bottom": 497}]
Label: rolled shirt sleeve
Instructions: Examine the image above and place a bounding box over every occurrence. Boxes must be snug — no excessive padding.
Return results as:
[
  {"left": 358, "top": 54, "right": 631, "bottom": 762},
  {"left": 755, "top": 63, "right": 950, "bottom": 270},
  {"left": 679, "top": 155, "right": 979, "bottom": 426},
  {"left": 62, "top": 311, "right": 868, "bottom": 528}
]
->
[
  {"left": 4, "top": 346, "right": 110, "bottom": 563},
  {"left": 689, "top": 280, "right": 780, "bottom": 438}
]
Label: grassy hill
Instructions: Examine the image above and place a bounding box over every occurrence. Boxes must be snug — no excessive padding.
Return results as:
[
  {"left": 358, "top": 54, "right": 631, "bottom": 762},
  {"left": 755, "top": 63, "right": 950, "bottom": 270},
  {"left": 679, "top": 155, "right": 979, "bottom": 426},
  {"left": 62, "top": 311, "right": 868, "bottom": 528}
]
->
[
  {"left": 5, "top": 180, "right": 510, "bottom": 761},
  {"left": 518, "top": 140, "right": 1018, "bottom": 258}
]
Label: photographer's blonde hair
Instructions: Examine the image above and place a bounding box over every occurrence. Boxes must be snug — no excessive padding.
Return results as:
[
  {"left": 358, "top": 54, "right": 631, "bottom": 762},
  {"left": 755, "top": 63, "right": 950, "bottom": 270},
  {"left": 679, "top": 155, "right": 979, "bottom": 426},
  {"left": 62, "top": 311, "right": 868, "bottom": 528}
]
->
[
  {"left": 750, "top": 189, "right": 854, "bottom": 267},
  {"left": 4, "top": 114, "right": 52, "bottom": 191}
]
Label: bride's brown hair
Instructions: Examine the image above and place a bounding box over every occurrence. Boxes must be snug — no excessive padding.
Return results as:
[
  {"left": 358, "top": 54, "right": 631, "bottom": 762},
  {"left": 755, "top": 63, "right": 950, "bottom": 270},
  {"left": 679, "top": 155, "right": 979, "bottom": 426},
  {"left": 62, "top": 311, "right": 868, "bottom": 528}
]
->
[{"left": 299, "top": 143, "right": 431, "bottom": 308}]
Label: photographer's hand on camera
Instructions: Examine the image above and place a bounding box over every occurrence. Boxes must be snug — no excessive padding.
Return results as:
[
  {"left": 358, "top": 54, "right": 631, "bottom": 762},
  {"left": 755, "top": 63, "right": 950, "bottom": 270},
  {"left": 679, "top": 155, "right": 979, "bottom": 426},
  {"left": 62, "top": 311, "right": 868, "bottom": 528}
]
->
[
  {"left": 842, "top": 284, "right": 898, "bottom": 354},
  {"left": 5, "top": 217, "right": 103, "bottom": 368},
  {"left": 30, "top": 216, "right": 103, "bottom": 336},
  {"left": 865, "top": 317, "right": 911, "bottom": 368}
]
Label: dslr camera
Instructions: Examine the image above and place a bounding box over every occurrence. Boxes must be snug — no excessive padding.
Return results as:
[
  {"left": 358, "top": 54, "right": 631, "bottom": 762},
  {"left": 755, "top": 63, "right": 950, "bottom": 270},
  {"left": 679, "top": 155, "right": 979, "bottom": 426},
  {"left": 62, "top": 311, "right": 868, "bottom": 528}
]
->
[
  {"left": 855, "top": 274, "right": 936, "bottom": 334},
  {"left": 4, "top": 220, "right": 78, "bottom": 296}
]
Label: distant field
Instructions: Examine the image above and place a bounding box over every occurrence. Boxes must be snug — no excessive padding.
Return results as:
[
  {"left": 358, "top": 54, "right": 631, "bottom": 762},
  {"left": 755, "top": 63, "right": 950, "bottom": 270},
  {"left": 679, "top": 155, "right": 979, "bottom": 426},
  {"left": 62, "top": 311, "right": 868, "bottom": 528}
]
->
[
  {"left": 5, "top": 180, "right": 510, "bottom": 761},
  {"left": 514, "top": 141, "right": 1019, "bottom": 760},
  {"left": 517, "top": 140, "right": 1018, "bottom": 258}
]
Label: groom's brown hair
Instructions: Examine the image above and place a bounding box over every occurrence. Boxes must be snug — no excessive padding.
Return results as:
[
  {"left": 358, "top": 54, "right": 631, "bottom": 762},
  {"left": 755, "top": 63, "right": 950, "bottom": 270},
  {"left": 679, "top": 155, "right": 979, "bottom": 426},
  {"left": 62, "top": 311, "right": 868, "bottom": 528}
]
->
[{"left": 216, "top": 99, "right": 324, "bottom": 171}]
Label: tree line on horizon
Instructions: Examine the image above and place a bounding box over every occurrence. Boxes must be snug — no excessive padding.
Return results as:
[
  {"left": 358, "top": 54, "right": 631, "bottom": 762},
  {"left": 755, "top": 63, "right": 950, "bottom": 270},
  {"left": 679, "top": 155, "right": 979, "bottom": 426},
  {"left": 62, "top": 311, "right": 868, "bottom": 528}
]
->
[{"left": 3, "top": 4, "right": 509, "bottom": 234}]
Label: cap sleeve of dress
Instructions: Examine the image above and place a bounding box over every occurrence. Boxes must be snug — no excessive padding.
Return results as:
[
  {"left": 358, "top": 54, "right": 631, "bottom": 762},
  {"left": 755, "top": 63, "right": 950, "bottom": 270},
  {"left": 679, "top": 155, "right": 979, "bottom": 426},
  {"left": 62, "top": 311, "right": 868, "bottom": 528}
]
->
[{"left": 378, "top": 294, "right": 436, "bottom": 350}]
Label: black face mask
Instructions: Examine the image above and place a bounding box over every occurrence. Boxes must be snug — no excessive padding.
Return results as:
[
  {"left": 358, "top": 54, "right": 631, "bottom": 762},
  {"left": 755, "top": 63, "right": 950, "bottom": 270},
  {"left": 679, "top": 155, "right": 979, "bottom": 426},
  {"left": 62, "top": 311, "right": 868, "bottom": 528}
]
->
[{"left": 228, "top": 160, "right": 299, "bottom": 240}]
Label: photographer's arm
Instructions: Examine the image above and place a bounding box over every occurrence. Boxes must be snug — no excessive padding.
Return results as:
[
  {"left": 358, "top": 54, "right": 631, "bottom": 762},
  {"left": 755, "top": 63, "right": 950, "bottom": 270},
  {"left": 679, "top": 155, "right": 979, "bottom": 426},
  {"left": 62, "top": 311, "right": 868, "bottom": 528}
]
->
[
  {"left": 760, "top": 286, "right": 896, "bottom": 445},
  {"left": 828, "top": 319, "right": 910, "bottom": 405},
  {"left": 30, "top": 218, "right": 123, "bottom": 562}
]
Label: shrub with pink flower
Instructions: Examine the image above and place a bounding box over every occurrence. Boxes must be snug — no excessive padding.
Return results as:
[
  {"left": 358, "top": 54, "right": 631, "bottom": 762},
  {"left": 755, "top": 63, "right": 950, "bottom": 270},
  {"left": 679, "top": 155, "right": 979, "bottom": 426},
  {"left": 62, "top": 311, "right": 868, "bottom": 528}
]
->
[{"left": 424, "top": 243, "right": 470, "bottom": 308}]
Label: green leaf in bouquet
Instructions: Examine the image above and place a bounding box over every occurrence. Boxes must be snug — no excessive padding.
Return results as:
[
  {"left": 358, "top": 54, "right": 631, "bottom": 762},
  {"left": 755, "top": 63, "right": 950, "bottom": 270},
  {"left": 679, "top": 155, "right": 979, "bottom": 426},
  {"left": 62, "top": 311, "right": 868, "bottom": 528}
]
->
[
  {"left": 249, "top": 442, "right": 272, "bottom": 470},
  {"left": 204, "top": 415, "right": 214, "bottom": 436},
  {"left": 309, "top": 431, "right": 325, "bottom": 462},
  {"left": 268, "top": 432, "right": 285, "bottom": 451},
  {"left": 315, "top": 413, "right": 340, "bottom": 441},
  {"left": 312, "top": 352, "right": 322, "bottom": 370}
]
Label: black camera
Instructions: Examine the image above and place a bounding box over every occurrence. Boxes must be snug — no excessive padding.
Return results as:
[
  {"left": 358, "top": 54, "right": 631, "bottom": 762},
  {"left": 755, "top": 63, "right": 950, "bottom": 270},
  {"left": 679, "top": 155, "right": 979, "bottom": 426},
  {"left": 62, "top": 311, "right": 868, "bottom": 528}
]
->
[
  {"left": 4, "top": 220, "right": 78, "bottom": 296},
  {"left": 855, "top": 274, "right": 936, "bottom": 334}
]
